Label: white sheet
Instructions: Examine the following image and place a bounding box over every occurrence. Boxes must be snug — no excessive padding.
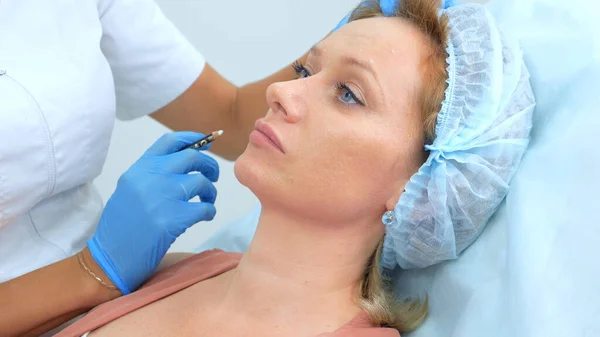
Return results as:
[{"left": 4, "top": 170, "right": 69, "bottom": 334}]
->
[{"left": 196, "top": 0, "right": 600, "bottom": 335}]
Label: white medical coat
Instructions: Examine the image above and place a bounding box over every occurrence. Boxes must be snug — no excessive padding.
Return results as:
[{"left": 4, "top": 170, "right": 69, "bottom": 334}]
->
[{"left": 0, "top": 0, "right": 205, "bottom": 281}]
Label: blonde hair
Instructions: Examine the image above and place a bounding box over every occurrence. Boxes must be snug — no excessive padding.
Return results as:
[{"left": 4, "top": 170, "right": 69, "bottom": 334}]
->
[
  {"left": 358, "top": 240, "right": 429, "bottom": 332},
  {"left": 350, "top": 0, "right": 450, "bottom": 332}
]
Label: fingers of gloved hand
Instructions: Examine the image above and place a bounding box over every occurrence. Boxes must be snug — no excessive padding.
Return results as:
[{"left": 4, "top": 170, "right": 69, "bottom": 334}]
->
[
  {"left": 379, "top": 0, "right": 398, "bottom": 15},
  {"left": 144, "top": 132, "right": 209, "bottom": 157},
  {"left": 165, "top": 150, "right": 219, "bottom": 181},
  {"left": 175, "top": 202, "right": 217, "bottom": 231},
  {"left": 175, "top": 173, "right": 218, "bottom": 204}
]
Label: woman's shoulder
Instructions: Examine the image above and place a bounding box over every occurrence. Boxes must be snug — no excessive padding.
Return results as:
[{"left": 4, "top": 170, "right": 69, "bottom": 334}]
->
[
  {"left": 155, "top": 249, "right": 241, "bottom": 272},
  {"left": 54, "top": 250, "right": 241, "bottom": 337},
  {"left": 143, "top": 249, "right": 242, "bottom": 288}
]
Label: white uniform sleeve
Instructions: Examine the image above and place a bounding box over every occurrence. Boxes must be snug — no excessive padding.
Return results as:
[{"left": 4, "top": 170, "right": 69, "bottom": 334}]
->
[{"left": 97, "top": 0, "right": 206, "bottom": 120}]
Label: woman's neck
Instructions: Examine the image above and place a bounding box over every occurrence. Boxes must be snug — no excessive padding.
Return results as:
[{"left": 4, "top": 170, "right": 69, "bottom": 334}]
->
[{"left": 217, "top": 206, "right": 382, "bottom": 332}]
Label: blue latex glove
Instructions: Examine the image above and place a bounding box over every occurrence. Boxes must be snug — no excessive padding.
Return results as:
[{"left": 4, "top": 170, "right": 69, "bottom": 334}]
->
[
  {"left": 88, "top": 132, "right": 219, "bottom": 294},
  {"left": 333, "top": 0, "right": 460, "bottom": 31}
]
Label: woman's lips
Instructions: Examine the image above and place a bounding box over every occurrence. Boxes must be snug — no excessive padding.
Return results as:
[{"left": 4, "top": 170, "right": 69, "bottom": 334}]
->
[{"left": 251, "top": 120, "right": 285, "bottom": 153}]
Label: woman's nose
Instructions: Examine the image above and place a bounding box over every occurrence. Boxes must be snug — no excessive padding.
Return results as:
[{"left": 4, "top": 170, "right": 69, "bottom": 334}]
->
[{"left": 265, "top": 80, "right": 306, "bottom": 124}]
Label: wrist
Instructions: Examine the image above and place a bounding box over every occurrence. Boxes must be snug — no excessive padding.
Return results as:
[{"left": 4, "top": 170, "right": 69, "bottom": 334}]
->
[{"left": 75, "top": 247, "right": 121, "bottom": 306}]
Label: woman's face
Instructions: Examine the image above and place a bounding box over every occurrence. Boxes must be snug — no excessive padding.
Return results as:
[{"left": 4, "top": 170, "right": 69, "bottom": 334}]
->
[{"left": 235, "top": 17, "right": 429, "bottom": 226}]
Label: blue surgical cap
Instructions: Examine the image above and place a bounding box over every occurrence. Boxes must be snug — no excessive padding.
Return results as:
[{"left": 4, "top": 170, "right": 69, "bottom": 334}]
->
[{"left": 381, "top": 3, "right": 536, "bottom": 269}]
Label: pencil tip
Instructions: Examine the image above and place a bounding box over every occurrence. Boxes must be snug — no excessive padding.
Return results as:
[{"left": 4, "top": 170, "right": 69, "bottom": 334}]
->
[{"left": 217, "top": 130, "right": 224, "bottom": 136}]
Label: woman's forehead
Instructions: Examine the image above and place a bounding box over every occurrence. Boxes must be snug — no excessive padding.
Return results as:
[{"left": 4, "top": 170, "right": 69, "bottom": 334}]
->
[
  {"left": 321, "top": 17, "right": 427, "bottom": 59},
  {"left": 314, "top": 17, "right": 428, "bottom": 108}
]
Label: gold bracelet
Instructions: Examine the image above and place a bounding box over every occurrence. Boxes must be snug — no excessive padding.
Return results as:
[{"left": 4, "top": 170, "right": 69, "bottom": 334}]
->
[{"left": 76, "top": 251, "right": 118, "bottom": 291}]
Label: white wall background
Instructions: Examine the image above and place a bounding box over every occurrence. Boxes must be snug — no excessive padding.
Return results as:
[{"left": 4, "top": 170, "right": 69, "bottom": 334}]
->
[{"left": 94, "top": 0, "right": 487, "bottom": 253}]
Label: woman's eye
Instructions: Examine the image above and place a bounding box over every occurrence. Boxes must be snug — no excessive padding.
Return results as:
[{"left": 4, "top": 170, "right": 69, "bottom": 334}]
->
[
  {"left": 336, "top": 82, "right": 364, "bottom": 106},
  {"left": 340, "top": 87, "right": 357, "bottom": 104},
  {"left": 293, "top": 61, "right": 311, "bottom": 79},
  {"left": 292, "top": 61, "right": 365, "bottom": 107},
  {"left": 299, "top": 69, "right": 310, "bottom": 78}
]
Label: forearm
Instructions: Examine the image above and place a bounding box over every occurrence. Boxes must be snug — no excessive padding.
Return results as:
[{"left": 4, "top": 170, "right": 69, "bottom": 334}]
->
[
  {"left": 0, "top": 248, "right": 120, "bottom": 337},
  {"left": 152, "top": 52, "right": 309, "bottom": 161},
  {"left": 21, "top": 308, "right": 88, "bottom": 337}
]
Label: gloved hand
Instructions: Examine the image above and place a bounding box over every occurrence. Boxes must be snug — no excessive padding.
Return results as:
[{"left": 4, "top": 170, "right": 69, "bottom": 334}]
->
[
  {"left": 333, "top": 0, "right": 459, "bottom": 31},
  {"left": 87, "top": 132, "right": 219, "bottom": 295}
]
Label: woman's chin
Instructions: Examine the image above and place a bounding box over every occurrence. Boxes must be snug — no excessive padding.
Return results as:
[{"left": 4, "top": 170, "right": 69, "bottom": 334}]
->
[
  {"left": 233, "top": 152, "right": 269, "bottom": 191},
  {"left": 233, "top": 156, "right": 251, "bottom": 188},
  {"left": 234, "top": 154, "right": 286, "bottom": 206}
]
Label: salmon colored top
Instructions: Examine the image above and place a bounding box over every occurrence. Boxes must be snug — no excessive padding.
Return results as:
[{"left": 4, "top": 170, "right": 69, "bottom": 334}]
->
[{"left": 56, "top": 250, "right": 399, "bottom": 337}]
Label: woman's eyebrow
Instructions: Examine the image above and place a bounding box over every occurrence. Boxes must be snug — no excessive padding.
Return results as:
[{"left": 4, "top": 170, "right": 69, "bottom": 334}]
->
[
  {"left": 310, "top": 45, "right": 385, "bottom": 101},
  {"left": 310, "top": 45, "right": 378, "bottom": 81}
]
